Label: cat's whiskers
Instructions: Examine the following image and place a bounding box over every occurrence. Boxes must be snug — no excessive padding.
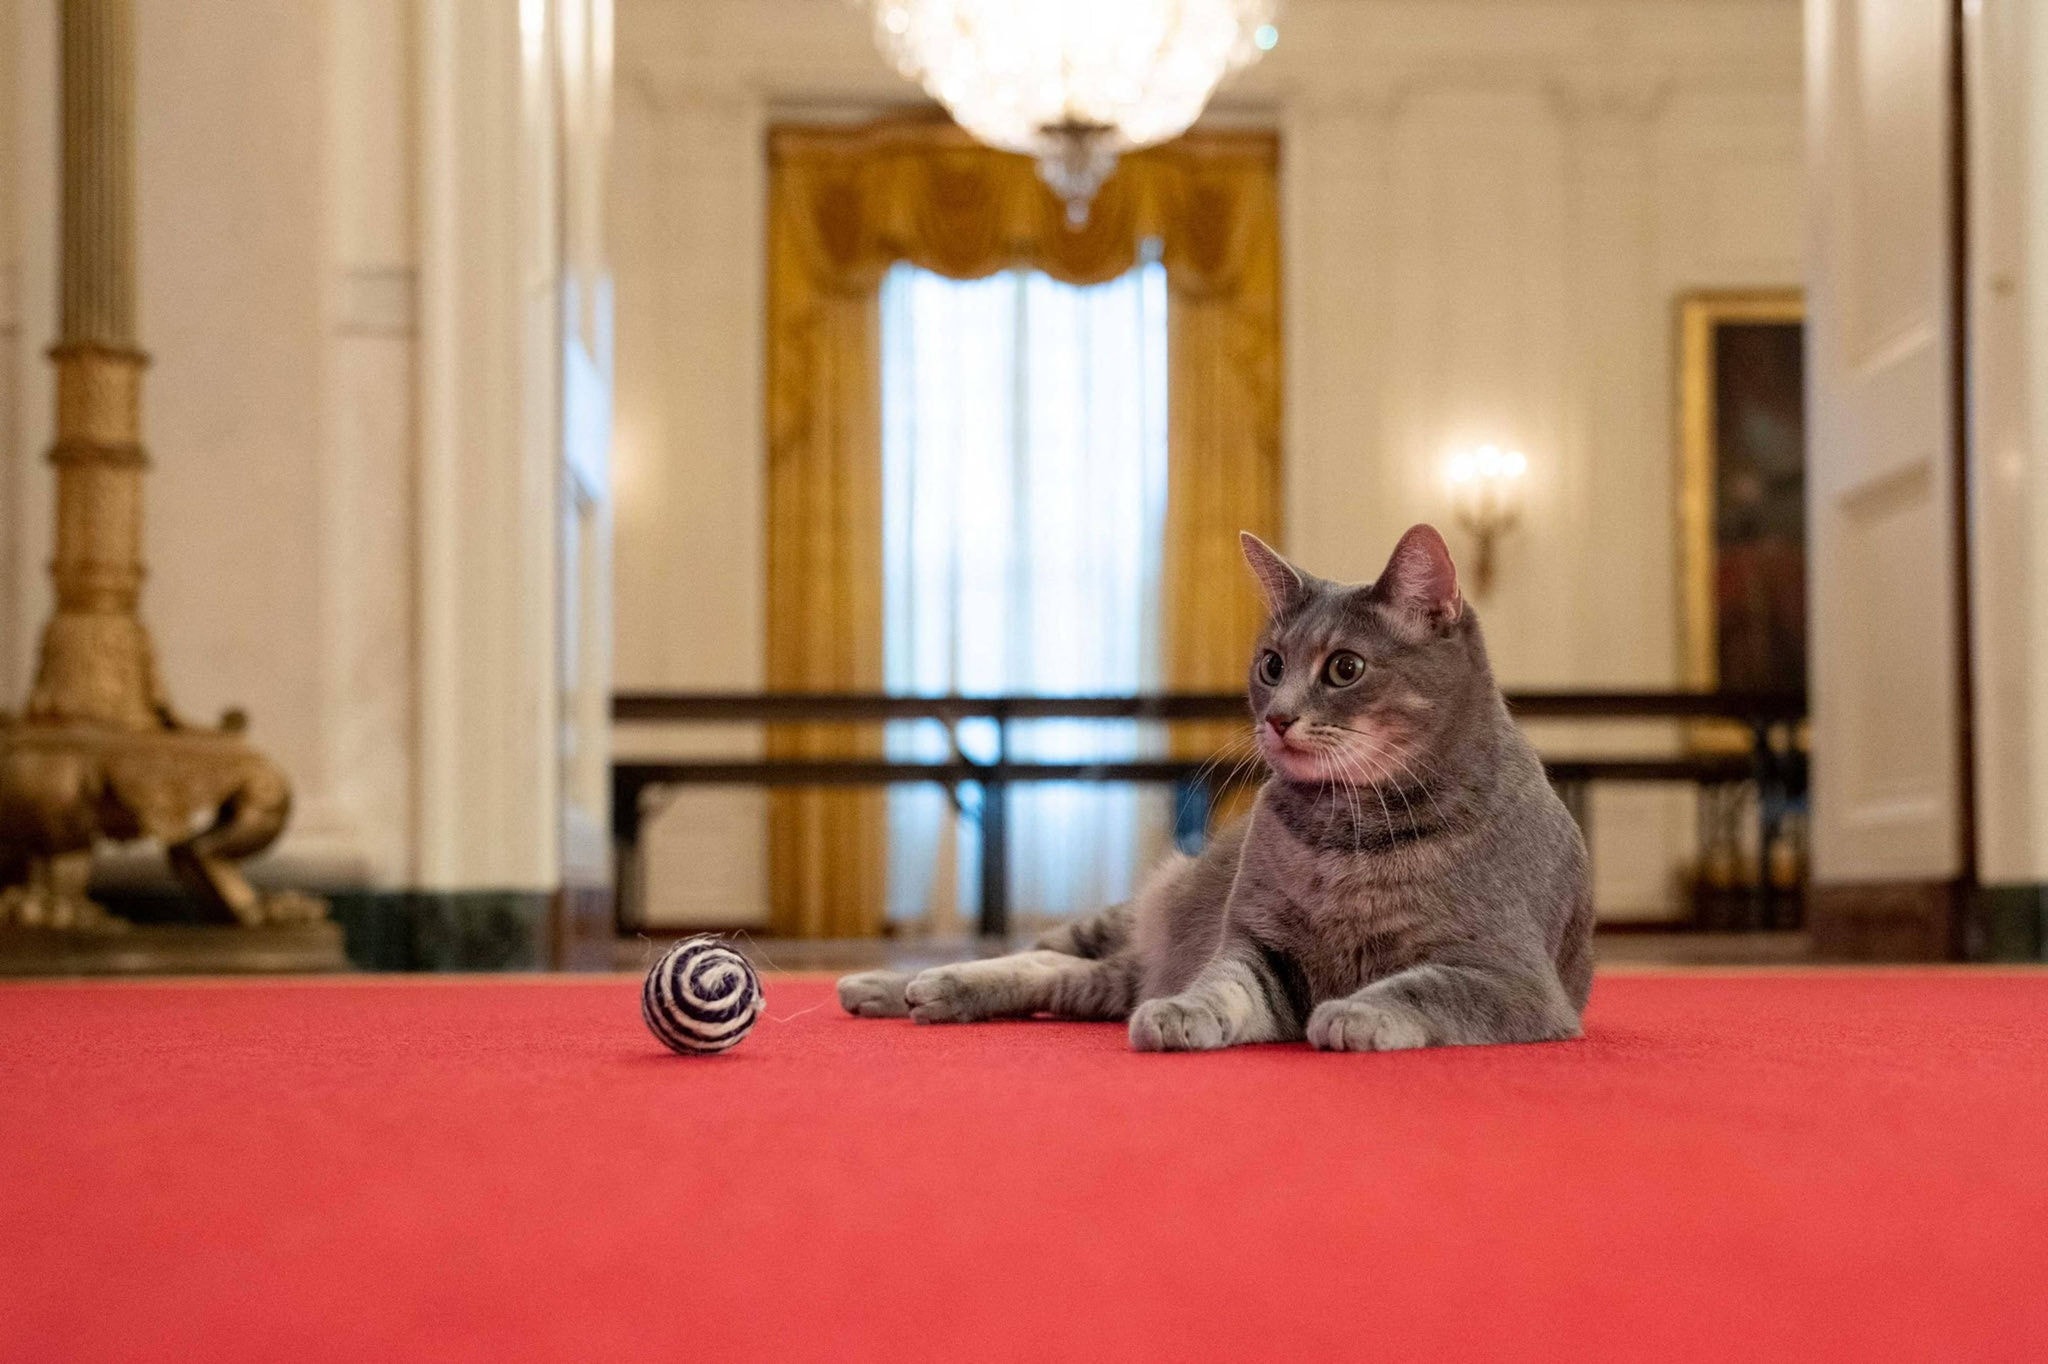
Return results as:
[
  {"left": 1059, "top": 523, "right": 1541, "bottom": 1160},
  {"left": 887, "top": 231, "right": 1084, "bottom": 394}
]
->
[
  {"left": 1221, "top": 733, "right": 1269, "bottom": 797},
  {"left": 1379, "top": 741, "right": 1457, "bottom": 793},
  {"left": 1382, "top": 747, "right": 1456, "bottom": 835},
  {"left": 1327, "top": 729, "right": 1425, "bottom": 835},
  {"left": 1339, "top": 747, "right": 1372, "bottom": 852},
  {"left": 1301, "top": 724, "right": 1397, "bottom": 844},
  {"left": 1390, "top": 757, "right": 1422, "bottom": 840},
  {"left": 1349, "top": 730, "right": 1451, "bottom": 834},
  {"left": 1189, "top": 727, "right": 1256, "bottom": 792},
  {"left": 1367, "top": 738, "right": 1460, "bottom": 836},
  {"left": 1350, "top": 741, "right": 1399, "bottom": 845},
  {"left": 1188, "top": 727, "right": 1264, "bottom": 820},
  {"left": 1355, "top": 742, "right": 1417, "bottom": 843},
  {"left": 1317, "top": 738, "right": 1364, "bottom": 851},
  {"left": 1330, "top": 723, "right": 1458, "bottom": 836}
]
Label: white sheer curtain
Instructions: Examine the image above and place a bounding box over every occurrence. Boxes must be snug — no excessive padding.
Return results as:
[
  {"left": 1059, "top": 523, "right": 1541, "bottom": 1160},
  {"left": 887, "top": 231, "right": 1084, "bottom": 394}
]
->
[{"left": 881, "top": 256, "right": 1170, "bottom": 929}]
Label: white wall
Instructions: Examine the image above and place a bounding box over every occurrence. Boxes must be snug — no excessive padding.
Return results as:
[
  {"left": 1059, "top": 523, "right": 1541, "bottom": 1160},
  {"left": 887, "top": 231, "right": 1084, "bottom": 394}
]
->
[
  {"left": 611, "top": 0, "right": 1806, "bottom": 925},
  {"left": 1969, "top": 0, "right": 2048, "bottom": 886},
  {"left": 0, "top": 2, "right": 22, "bottom": 703},
  {"left": 1, "top": 0, "right": 574, "bottom": 895},
  {"left": 3, "top": 0, "right": 54, "bottom": 726}
]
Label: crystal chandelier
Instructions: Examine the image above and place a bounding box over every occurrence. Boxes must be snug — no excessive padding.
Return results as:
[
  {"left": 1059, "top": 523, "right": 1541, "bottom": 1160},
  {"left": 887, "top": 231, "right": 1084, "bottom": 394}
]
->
[{"left": 863, "top": 0, "right": 1279, "bottom": 223}]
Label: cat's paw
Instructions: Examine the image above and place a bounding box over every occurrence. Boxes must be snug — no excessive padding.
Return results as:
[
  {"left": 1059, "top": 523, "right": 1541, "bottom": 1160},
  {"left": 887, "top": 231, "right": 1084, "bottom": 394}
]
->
[
  {"left": 836, "top": 970, "right": 912, "bottom": 1018},
  {"left": 1129, "top": 996, "right": 1231, "bottom": 1052},
  {"left": 903, "top": 967, "right": 982, "bottom": 1024},
  {"left": 1307, "top": 999, "right": 1431, "bottom": 1052}
]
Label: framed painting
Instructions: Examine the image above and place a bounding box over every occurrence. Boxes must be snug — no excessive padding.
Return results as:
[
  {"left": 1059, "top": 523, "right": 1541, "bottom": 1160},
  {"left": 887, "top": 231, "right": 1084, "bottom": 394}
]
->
[{"left": 1676, "top": 290, "right": 1807, "bottom": 698}]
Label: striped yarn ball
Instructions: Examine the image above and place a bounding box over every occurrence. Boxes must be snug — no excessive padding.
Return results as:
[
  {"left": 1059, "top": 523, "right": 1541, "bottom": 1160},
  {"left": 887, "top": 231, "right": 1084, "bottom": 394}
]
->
[{"left": 641, "top": 937, "right": 763, "bottom": 1055}]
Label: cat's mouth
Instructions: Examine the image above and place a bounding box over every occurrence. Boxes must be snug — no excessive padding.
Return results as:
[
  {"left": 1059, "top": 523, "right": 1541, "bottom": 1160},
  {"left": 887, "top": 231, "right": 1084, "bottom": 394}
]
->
[{"left": 1258, "top": 730, "right": 1330, "bottom": 782}]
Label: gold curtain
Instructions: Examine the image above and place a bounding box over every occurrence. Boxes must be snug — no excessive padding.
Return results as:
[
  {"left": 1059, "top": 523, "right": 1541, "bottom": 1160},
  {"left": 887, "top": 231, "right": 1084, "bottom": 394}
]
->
[{"left": 766, "top": 118, "right": 1281, "bottom": 937}]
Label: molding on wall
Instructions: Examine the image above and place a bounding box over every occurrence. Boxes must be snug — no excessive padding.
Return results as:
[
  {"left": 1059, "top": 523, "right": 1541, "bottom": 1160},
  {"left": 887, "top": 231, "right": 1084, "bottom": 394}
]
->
[
  {"left": 1545, "top": 68, "right": 1676, "bottom": 126},
  {"left": 335, "top": 265, "right": 418, "bottom": 336}
]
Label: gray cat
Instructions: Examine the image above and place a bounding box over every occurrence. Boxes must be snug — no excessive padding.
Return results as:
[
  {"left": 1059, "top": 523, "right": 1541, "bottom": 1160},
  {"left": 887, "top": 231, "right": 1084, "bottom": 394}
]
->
[{"left": 838, "top": 526, "right": 1593, "bottom": 1051}]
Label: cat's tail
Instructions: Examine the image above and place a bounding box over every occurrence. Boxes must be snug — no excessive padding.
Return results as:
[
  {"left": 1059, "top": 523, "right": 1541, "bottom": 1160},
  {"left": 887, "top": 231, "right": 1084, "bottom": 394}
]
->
[{"left": 1032, "top": 902, "right": 1134, "bottom": 960}]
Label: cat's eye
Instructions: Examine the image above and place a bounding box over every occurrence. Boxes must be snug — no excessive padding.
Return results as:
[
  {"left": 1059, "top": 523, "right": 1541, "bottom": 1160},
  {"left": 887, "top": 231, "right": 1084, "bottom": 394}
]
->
[
  {"left": 1322, "top": 651, "right": 1366, "bottom": 687},
  {"left": 1256, "top": 651, "right": 1285, "bottom": 686}
]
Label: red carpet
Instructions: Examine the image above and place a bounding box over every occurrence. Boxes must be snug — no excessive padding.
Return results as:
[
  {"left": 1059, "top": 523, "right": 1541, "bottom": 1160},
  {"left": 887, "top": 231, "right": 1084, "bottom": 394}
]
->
[{"left": 3, "top": 970, "right": 2046, "bottom": 1362}]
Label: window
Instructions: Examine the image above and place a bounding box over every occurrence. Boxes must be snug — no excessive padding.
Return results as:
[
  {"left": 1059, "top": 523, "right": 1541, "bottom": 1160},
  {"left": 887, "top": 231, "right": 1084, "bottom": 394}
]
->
[{"left": 880, "top": 255, "right": 1170, "bottom": 928}]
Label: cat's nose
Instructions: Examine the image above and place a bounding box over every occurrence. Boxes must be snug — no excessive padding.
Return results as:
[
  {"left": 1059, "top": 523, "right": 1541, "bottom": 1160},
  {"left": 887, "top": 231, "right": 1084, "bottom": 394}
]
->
[{"left": 1265, "top": 713, "right": 1297, "bottom": 736}]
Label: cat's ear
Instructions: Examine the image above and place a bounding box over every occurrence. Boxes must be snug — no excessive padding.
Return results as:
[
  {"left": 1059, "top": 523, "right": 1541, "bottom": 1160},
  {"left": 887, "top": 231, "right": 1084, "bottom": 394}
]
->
[
  {"left": 1240, "top": 532, "right": 1306, "bottom": 615},
  {"left": 1375, "top": 524, "right": 1464, "bottom": 629}
]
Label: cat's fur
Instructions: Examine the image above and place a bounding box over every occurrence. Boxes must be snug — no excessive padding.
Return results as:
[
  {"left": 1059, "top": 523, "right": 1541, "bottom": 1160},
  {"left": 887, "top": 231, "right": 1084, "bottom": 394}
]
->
[{"left": 837, "top": 526, "right": 1594, "bottom": 1052}]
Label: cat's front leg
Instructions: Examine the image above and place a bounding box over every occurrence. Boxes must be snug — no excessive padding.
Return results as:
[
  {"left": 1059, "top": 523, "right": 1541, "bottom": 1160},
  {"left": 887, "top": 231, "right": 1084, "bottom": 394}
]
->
[
  {"left": 900, "top": 951, "right": 1138, "bottom": 1023},
  {"left": 837, "top": 969, "right": 914, "bottom": 1018},
  {"left": 1306, "top": 961, "right": 1580, "bottom": 1052},
  {"left": 1129, "top": 948, "right": 1301, "bottom": 1052}
]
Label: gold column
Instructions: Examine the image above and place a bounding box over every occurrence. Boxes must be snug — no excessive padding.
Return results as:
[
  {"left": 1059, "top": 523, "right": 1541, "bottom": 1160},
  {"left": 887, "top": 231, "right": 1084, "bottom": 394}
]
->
[
  {"left": 30, "top": 0, "right": 159, "bottom": 730},
  {"left": 0, "top": 0, "right": 324, "bottom": 934}
]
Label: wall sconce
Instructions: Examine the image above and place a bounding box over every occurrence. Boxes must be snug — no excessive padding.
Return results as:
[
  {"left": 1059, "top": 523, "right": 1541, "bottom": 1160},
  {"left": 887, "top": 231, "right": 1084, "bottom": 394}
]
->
[{"left": 1445, "top": 444, "right": 1528, "bottom": 596}]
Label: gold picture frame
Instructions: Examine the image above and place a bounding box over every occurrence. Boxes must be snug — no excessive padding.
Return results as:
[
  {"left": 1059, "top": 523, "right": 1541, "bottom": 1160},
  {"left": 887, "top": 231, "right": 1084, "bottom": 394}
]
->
[{"left": 1675, "top": 288, "right": 1806, "bottom": 693}]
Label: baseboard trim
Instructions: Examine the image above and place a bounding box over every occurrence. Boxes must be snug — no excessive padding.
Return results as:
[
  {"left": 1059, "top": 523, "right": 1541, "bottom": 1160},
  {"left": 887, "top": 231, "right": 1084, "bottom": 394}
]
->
[
  {"left": 1806, "top": 879, "right": 1963, "bottom": 961},
  {"left": 325, "top": 890, "right": 558, "bottom": 971},
  {"left": 94, "top": 886, "right": 578, "bottom": 972},
  {"left": 0, "top": 921, "right": 349, "bottom": 976},
  {"left": 1965, "top": 885, "right": 2048, "bottom": 962},
  {"left": 83, "top": 880, "right": 2042, "bottom": 969}
]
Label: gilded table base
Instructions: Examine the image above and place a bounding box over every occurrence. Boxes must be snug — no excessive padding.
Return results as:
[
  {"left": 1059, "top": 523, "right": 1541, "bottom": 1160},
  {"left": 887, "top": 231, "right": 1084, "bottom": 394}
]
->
[{"left": 0, "top": 720, "right": 329, "bottom": 931}]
